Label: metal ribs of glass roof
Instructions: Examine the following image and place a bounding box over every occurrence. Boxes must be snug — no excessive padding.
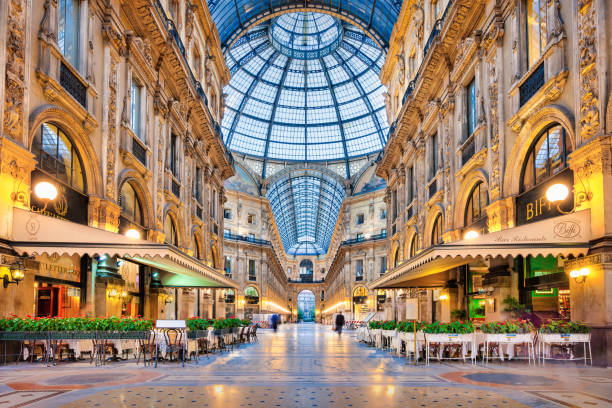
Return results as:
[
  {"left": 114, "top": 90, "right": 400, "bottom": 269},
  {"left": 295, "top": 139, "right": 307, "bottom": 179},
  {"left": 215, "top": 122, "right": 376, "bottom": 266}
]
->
[
  {"left": 207, "top": 0, "right": 402, "bottom": 52},
  {"left": 221, "top": 15, "right": 389, "bottom": 173},
  {"left": 267, "top": 170, "right": 346, "bottom": 256}
]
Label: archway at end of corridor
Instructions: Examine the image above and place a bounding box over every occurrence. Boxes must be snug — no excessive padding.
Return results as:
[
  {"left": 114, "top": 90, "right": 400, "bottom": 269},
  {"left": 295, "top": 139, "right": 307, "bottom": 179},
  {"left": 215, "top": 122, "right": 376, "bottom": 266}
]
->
[{"left": 297, "top": 290, "right": 316, "bottom": 322}]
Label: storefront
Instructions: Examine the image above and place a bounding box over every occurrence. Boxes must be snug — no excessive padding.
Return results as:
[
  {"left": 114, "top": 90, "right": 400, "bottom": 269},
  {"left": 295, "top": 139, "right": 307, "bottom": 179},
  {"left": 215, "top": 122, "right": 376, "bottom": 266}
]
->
[{"left": 32, "top": 254, "right": 84, "bottom": 318}]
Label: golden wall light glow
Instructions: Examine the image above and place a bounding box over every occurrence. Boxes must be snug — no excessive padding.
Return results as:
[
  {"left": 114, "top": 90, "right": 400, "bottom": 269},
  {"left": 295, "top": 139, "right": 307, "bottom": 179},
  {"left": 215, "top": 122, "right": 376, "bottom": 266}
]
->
[
  {"left": 34, "top": 181, "right": 58, "bottom": 201},
  {"left": 439, "top": 294, "right": 449, "bottom": 301},
  {"left": 463, "top": 230, "right": 479, "bottom": 240},
  {"left": 546, "top": 183, "right": 569, "bottom": 203},
  {"left": 323, "top": 301, "right": 345, "bottom": 314},
  {"left": 570, "top": 267, "right": 590, "bottom": 283},
  {"left": 125, "top": 228, "right": 141, "bottom": 239},
  {"left": 266, "top": 300, "right": 290, "bottom": 313}
]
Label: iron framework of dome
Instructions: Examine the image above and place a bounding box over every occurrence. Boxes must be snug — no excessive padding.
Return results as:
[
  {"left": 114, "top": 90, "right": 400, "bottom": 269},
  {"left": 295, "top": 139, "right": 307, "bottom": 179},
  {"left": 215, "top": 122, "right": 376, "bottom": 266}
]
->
[
  {"left": 267, "top": 169, "right": 346, "bottom": 256},
  {"left": 221, "top": 11, "right": 389, "bottom": 178}
]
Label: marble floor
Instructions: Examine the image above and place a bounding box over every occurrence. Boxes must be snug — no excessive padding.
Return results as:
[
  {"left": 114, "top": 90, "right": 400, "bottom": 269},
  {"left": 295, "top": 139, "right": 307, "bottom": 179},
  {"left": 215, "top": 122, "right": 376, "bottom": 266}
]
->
[{"left": 0, "top": 323, "right": 611, "bottom": 407}]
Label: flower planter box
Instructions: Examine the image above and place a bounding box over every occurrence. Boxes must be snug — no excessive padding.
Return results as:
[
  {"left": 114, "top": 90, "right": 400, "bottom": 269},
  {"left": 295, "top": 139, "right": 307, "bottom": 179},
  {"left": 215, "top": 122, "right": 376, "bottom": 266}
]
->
[
  {"left": 98, "top": 331, "right": 149, "bottom": 340},
  {"left": 381, "top": 329, "right": 397, "bottom": 337},
  {"left": 425, "top": 333, "right": 474, "bottom": 343},
  {"left": 0, "top": 331, "right": 49, "bottom": 340},
  {"left": 539, "top": 333, "right": 590, "bottom": 343},
  {"left": 187, "top": 330, "right": 211, "bottom": 339},
  {"left": 48, "top": 331, "right": 96, "bottom": 340},
  {"left": 484, "top": 333, "right": 534, "bottom": 343}
]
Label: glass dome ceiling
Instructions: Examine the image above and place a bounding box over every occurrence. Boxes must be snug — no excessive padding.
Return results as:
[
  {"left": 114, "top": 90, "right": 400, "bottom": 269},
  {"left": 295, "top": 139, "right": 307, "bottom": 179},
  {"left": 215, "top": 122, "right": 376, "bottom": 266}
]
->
[{"left": 222, "top": 12, "right": 389, "bottom": 174}]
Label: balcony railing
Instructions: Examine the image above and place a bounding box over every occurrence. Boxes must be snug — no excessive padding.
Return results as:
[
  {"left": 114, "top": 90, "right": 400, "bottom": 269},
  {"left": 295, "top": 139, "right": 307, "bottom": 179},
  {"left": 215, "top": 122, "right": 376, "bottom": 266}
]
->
[
  {"left": 519, "top": 63, "right": 545, "bottom": 107},
  {"left": 171, "top": 179, "right": 180, "bottom": 198},
  {"left": 60, "top": 63, "right": 87, "bottom": 108},
  {"left": 428, "top": 180, "right": 437, "bottom": 199},
  {"left": 288, "top": 278, "right": 325, "bottom": 284},
  {"left": 132, "top": 137, "right": 147, "bottom": 166},
  {"left": 342, "top": 232, "right": 387, "bottom": 246},
  {"left": 223, "top": 231, "right": 271, "bottom": 246},
  {"left": 461, "top": 137, "right": 475, "bottom": 166}
]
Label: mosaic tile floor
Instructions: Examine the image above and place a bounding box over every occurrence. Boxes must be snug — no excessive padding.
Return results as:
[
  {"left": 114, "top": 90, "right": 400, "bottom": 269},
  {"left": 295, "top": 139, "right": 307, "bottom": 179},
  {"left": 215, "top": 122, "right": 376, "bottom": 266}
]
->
[{"left": 0, "top": 323, "right": 610, "bottom": 407}]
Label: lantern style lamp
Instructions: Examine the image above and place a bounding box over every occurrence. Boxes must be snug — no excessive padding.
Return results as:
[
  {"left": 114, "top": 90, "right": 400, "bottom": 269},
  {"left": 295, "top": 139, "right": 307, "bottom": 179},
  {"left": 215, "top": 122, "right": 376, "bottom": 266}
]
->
[
  {"left": 546, "top": 182, "right": 592, "bottom": 214},
  {"left": 463, "top": 230, "right": 479, "bottom": 240},
  {"left": 3, "top": 260, "right": 26, "bottom": 288},
  {"left": 569, "top": 267, "right": 590, "bottom": 284},
  {"left": 125, "top": 229, "right": 141, "bottom": 239}
]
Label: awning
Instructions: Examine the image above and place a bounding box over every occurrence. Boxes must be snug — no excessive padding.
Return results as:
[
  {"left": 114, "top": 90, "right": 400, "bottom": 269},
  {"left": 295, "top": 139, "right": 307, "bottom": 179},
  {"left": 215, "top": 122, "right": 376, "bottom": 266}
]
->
[
  {"left": 10, "top": 207, "right": 237, "bottom": 288},
  {"left": 370, "top": 210, "right": 592, "bottom": 289}
]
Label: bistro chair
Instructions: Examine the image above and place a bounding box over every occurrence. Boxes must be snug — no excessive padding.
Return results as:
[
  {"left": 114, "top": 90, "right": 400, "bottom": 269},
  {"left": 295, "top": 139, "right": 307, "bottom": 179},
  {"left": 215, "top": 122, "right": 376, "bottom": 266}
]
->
[
  {"left": 163, "top": 328, "right": 185, "bottom": 366},
  {"left": 249, "top": 325, "right": 258, "bottom": 342}
]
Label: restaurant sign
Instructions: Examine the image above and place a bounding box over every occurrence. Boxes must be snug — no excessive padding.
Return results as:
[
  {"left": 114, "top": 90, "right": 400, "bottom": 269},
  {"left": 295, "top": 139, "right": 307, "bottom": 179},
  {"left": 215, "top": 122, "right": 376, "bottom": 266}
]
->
[
  {"left": 516, "top": 168, "right": 574, "bottom": 226},
  {"left": 30, "top": 170, "right": 89, "bottom": 226}
]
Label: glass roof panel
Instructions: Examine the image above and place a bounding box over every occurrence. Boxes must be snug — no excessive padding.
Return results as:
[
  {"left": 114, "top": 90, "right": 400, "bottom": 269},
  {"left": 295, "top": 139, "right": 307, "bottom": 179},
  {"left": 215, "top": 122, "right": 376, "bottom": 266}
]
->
[{"left": 222, "top": 12, "right": 388, "bottom": 174}]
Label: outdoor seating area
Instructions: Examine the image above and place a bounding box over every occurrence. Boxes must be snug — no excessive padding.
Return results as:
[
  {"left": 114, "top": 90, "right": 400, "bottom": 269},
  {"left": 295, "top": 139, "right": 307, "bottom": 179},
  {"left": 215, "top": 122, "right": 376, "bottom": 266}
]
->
[
  {"left": 0, "top": 317, "right": 259, "bottom": 367},
  {"left": 357, "top": 320, "right": 592, "bottom": 366}
]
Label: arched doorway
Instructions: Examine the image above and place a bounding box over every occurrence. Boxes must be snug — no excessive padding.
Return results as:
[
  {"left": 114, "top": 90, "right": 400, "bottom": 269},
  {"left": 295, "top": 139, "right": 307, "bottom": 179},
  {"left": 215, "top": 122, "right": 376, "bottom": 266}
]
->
[
  {"left": 297, "top": 290, "right": 316, "bottom": 322},
  {"left": 244, "top": 286, "right": 259, "bottom": 320}
]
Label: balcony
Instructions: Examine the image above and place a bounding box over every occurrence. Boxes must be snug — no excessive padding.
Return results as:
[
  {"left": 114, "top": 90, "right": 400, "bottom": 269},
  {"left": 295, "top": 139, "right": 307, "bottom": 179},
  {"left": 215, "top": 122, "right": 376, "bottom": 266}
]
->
[
  {"left": 460, "top": 137, "right": 475, "bottom": 166},
  {"left": 171, "top": 178, "right": 180, "bottom": 198},
  {"left": 519, "top": 63, "right": 545, "bottom": 107},
  {"left": 223, "top": 231, "right": 271, "bottom": 246},
  {"left": 428, "top": 180, "right": 437, "bottom": 199},
  {"left": 342, "top": 232, "right": 387, "bottom": 246},
  {"left": 132, "top": 137, "right": 147, "bottom": 166},
  {"left": 288, "top": 278, "right": 325, "bottom": 284},
  {"left": 60, "top": 63, "right": 87, "bottom": 108}
]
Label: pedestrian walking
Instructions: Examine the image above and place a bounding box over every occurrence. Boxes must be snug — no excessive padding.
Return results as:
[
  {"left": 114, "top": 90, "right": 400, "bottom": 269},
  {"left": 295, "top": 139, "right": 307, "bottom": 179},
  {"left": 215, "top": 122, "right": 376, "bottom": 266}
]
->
[{"left": 335, "top": 313, "right": 345, "bottom": 336}]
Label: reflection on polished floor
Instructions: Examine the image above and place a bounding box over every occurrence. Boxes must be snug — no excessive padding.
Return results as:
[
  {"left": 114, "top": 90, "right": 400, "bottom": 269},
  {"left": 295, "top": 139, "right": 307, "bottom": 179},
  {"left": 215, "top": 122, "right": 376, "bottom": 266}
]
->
[{"left": 1, "top": 324, "right": 611, "bottom": 407}]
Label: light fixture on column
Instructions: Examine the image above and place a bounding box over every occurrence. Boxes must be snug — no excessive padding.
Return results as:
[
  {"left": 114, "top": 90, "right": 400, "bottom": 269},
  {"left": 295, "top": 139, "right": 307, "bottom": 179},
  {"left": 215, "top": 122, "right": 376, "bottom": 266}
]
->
[
  {"left": 463, "top": 230, "right": 479, "bottom": 240},
  {"left": 546, "top": 160, "right": 593, "bottom": 213},
  {"left": 569, "top": 267, "right": 589, "bottom": 284},
  {"left": 165, "top": 294, "right": 175, "bottom": 304},
  {"left": 125, "top": 228, "right": 141, "bottom": 239},
  {"left": 439, "top": 294, "right": 449, "bottom": 301}
]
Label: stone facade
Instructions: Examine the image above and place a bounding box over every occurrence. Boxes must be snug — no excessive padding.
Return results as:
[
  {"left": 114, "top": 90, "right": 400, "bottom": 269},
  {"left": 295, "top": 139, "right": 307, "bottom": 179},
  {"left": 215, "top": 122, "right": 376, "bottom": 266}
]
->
[
  {"left": 0, "top": 0, "right": 233, "bottom": 319},
  {"left": 377, "top": 0, "right": 612, "bottom": 365}
]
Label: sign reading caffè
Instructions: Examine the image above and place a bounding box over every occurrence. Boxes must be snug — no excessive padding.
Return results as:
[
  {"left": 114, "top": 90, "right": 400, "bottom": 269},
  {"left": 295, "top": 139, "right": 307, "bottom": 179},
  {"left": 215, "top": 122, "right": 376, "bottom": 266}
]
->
[{"left": 516, "top": 168, "right": 574, "bottom": 226}]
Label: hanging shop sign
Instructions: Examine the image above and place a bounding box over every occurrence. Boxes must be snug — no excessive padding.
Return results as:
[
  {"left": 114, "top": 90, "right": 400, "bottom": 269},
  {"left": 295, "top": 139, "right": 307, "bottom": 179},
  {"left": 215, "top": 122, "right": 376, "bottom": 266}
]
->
[
  {"left": 30, "top": 170, "right": 89, "bottom": 225},
  {"left": 516, "top": 168, "right": 574, "bottom": 226}
]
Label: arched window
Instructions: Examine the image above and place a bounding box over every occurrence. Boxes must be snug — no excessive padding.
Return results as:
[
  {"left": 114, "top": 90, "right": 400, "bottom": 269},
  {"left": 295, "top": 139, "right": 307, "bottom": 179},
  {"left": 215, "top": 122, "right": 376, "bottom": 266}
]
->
[
  {"left": 191, "top": 233, "right": 201, "bottom": 259},
  {"left": 353, "top": 286, "right": 367, "bottom": 304},
  {"left": 409, "top": 234, "right": 417, "bottom": 258},
  {"left": 119, "top": 182, "right": 143, "bottom": 226},
  {"left": 299, "top": 260, "right": 313, "bottom": 275},
  {"left": 431, "top": 214, "right": 443, "bottom": 245},
  {"left": 521, "top": 124, "right": 571, "bottom": 192},
  {"left": 393, "top": 246, "right": 400, "bottom": 268},
  {"left": 465, "top": 182, "right": 489, "bottom": 226},
  {"left": 245, "top": 286, "right": 259, "bottom": 304},
  {"left": 32, "top": 123, "right": 85, "bottom": 192},
  {"left": 164, "top": 214, "right": 178, "bottom": 246}
]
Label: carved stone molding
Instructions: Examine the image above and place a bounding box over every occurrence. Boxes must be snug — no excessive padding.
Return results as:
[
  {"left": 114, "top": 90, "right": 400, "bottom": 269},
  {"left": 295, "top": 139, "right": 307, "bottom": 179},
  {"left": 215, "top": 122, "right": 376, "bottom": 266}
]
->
[
  {"left": 3, "top": 0, "right": 27, "bottom": 142},
  {"left": 576, "top": 0, "right": 600, "bottom": 141}
]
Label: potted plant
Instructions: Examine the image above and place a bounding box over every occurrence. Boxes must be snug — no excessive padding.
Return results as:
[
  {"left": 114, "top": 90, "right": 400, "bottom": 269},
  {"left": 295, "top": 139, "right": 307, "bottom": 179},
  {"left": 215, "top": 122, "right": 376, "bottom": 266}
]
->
[
  {"left": 480, "top": 320, "right": 535, "bottom": 343},
  {"left": 539, "top": 320, "right": 590, "bottom": 343},
  {"left": 423, "top": 321, "right": 475, "bottom": 343}
]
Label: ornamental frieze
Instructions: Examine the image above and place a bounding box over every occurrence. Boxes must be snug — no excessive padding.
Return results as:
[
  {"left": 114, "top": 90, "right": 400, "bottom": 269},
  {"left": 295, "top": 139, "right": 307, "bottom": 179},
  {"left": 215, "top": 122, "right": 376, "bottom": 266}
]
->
[
  {"left": 577, "top": 0, "right": 600, "bottom": 140},
  {"left": 3, "top": 0, "right": 26, "bottom": 142}
]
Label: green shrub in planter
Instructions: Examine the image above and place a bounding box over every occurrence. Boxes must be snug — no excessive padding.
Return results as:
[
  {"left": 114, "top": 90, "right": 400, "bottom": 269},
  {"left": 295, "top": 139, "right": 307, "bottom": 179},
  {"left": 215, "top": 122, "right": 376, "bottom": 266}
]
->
[
  {"left": 539, "top": 320, "right": 590, "bottom": 334},
  {"left": 480, "top": 320, "right": 534, "bottom": 334},
  {"left": 368, "top": 321, "right": 382, "bottom": 329},
  {"left": 423, "top": 321, "right": 474, "bottom": 334},
  {"left": 397, "top": 321, "right": 425, "bottom": 332}
]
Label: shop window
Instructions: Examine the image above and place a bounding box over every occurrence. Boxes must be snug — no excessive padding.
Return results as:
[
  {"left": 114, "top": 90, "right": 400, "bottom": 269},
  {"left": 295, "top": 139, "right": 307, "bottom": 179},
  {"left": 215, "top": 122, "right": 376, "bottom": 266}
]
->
[
  {"left": 119, "top": 182, "right": 143, "bottom": 226},
  {"left": 379, "top": 256, "right": 387, "bottom": 275},
  {"left": 356, "top": 213, "right": 364, "bottom": 225},
  {"left": 245, "top": 286, "right": 259, "bottom": 304},
  {"left": 431, "top": 214, "right": 442, "bottom": 245},
  {"left": 164, "top": 214, "right": 178, "bottom": 246},
  {"left": 525, "top": 0, "right": 547, "bottom": 69},
  {"left": 248, "top": 259, "right": 256, "bottom": 281},
  {"left": 520, "top": 124, "right": 571, "bottom": 192},
  {"left": 465, "top": 181, "right": 489, "bottom": 226},
  {"left": 58, "top": 0, "right": 80, "bottom": 69},
  {"left": 32, "top": 123, "right": 85, "bottom": 193},
  {"left": 353, "top": 286, "right": 367, "bottom": 305}
]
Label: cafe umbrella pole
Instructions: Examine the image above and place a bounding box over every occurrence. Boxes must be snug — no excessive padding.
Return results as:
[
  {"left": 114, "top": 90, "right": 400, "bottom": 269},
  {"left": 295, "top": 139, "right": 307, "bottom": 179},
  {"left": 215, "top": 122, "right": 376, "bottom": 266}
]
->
[{"left": 414, "top": 319, "right": 417, "bottom": 366}]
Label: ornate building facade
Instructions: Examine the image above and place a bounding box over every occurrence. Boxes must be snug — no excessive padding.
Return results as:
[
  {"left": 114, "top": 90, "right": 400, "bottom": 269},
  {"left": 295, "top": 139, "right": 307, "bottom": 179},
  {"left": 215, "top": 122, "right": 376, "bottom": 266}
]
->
[
  {"left": 0, "top": 0, "right": 235, "bottom": 320},
  {"left": 374, "top": 0, "right": 612, "bottom": 365}
]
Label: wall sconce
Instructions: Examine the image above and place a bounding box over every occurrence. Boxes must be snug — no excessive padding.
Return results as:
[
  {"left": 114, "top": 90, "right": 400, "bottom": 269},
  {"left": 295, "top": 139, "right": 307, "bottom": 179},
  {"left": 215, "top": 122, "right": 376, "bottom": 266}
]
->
[
  {"left": 165, "top": 294, "right": 175, "bottom": 304},
  {"left": 439, "top": 294, "right": 449, "bottom": 301},
  {"left": 32, "top": 181, "right": 59, "bottom": 212},
  {"left": 121, "top": 291, "right": 128, "bottom": 298},
  {"left": 569, "top": 267, "right": 589, "bottom": 284},
  {"left": 3, "top": 259, "right": 26, "bottom": 288},
  {"left": 107, "top": 288, "right": 118, "bottom": 298},
  {"left": 125, "top": 228, "right": 141, "bottom": 239},
  {"left": 463, "top": 230, "right": 479, "bottom": 240},
  {"left": 546, "top": 179, "right": 592, "bottom": 214}
]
